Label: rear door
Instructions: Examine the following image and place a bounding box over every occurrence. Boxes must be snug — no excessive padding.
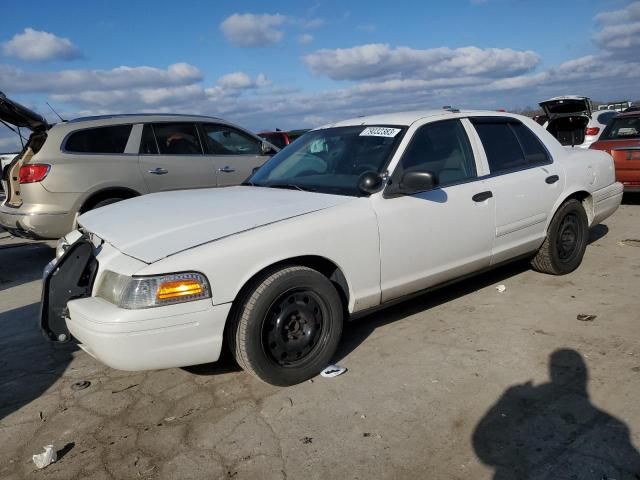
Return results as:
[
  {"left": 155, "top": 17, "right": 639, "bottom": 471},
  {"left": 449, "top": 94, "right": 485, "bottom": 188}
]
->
[
  {"left": 469, "top": 117, "right": 563, "bottom": 264},
  {"left": 200, "top": 123, "right": 271, "bottom": 186},
  {"left": 138, "top": 122, "right": 218, "bottom": 192}
]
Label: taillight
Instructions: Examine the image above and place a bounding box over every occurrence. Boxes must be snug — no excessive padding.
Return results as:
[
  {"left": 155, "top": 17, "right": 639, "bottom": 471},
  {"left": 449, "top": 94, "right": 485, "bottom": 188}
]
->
[
  {"left": 19, "top": 164, "right": 50, "bottom": 184},
  {"left": 585, "top": 127, "right": 600, "bottom": 136}
]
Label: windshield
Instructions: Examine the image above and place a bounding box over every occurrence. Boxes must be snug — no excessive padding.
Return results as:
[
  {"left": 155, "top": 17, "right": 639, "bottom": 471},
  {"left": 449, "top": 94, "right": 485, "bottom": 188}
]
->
[
  {"left": 600, "top": 116, "right": 640, "bottom": 140},
  {"left": 249, "top": 125, "right": 406, "bottom": 196}
]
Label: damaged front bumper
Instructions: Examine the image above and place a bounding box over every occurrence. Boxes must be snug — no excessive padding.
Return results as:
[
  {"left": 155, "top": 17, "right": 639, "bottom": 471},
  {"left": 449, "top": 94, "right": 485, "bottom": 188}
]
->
[{"left": 40, "top": 236, "right": 98, "bottom": 342}]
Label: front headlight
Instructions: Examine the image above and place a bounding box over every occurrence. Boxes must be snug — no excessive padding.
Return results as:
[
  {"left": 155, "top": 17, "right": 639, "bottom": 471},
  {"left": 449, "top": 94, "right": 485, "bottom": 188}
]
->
[{"left": 96, "top": 271, "right": 211, "bottom": 309}]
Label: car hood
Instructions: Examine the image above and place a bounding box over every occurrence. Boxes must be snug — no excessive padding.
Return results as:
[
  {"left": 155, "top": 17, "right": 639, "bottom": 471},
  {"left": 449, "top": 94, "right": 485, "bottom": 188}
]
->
[
  {"left": 78, "top": 186, "right": 354, "bottom": 263},
  {"left": 0, "top": 91, "right": 49, "bottom": 131},
  {"left": 539, "top": 96, "right": 592, "bottom": 117}
]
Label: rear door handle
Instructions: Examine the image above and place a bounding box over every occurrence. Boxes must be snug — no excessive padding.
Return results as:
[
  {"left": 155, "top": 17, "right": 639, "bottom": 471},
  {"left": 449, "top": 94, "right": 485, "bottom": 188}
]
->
[
  {"left": 148, "top": 167, "right": 168, "bottom": 175},
  {"left": 545, "top": 175, "right": 559, "bottom": 184},
  {"left": 472, "top": 191, "right": 493, "bottom": 202},
  {"left": 218, "top": 166, "right": 235, "bottom": 173}
]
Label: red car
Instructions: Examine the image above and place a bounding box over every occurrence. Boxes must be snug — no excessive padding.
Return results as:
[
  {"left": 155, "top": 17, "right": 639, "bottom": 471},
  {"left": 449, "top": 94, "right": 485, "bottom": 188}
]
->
[{"left": 590, "top": 111, "right": 640, "bottom": 192}]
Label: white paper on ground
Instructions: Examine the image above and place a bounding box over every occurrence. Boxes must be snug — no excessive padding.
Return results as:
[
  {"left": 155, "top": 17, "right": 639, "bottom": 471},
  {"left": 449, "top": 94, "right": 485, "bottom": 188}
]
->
[
  {"left": 321, "top": 364, "right": 347, "bottom": 378},
  {"left": 33, "top": 445, "right": 57, "bottom": 469}
]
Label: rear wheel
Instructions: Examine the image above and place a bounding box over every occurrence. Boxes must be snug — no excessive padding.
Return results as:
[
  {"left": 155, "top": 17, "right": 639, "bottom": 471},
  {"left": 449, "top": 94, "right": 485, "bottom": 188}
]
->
[
  {"left": 531, "top": 199, "right": 588, "bottom": 275},
  {"left": 228, "top": 266, "right": 343, "bottom": 386}
]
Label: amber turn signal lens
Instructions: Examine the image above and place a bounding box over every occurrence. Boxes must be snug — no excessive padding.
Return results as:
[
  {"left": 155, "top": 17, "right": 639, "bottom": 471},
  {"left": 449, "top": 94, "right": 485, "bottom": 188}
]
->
[{"left": 156, "top": 279, "right": 204, "bottom": 300}]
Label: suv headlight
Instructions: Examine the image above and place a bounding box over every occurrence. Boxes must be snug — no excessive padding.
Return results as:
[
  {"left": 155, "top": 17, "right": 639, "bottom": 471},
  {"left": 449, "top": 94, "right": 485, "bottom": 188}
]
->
[{"left": 96, "top": 271, "right": 211, "bottom": 309}]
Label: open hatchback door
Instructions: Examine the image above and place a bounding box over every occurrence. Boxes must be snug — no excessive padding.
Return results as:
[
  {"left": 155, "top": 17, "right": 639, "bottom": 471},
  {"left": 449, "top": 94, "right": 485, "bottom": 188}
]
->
[
  {"left": 539, "top": 96, "right": 593, "bottom": 147},
  {"left": 0, "top": 92, "right": 50, "bottom": 207},
  {"left": 539, "top": 96, "right": 593, "bottom": 118}
]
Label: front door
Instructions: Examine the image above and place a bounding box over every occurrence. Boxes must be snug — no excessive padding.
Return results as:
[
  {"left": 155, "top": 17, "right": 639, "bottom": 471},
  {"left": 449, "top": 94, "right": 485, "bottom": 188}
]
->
[
  {"left": 138, "top": 122, "right": 218, "bottom": 192},
  {"left": 200, "top": 123, "right": 271, "bottom": 186},
  {"left": 374, "top": 119, "right": 496, "bottom": 302}
]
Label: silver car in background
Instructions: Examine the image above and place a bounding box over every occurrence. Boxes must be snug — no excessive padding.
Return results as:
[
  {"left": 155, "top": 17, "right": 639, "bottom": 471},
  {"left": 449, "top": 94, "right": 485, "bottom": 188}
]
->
[{"left": 0, "top": 93, "right": 277, "bottom": 239}]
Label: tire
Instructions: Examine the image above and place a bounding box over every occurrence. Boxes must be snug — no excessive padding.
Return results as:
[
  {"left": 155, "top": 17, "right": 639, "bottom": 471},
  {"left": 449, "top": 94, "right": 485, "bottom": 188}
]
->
[
  {"left": 531, "top": 199, "right": 589, "bottom": 275},
  {"left": 89, "top": 197, "right": 124, "bottom": 211},
  {"left": 228, "top": 266, "right": 343, "bottom": 386}
]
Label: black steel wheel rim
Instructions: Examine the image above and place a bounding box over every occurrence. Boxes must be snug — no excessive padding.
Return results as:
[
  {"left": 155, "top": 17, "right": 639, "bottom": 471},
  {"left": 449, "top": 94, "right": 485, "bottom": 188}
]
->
[
  {"left": 556, "top": 213, "right": 582, "bottom": 262},
  {"left": 262, "top": 289, "right": 327, "bottom": 367}
]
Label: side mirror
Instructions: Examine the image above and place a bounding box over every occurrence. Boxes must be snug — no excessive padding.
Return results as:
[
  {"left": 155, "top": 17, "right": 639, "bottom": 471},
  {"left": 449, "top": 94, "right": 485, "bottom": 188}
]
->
[
  {"left": 261, "top": 141, "right": 276, "bottom": 155},
  {"left": 399, "top": 171, "right": 437, "bottom": 194},
  {"left": 358, "top": 171, "right": 385, "bottom": 195}
]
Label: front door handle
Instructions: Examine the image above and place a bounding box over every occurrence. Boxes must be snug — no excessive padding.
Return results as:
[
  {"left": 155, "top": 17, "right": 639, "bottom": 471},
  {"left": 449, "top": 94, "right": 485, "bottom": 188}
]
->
[
  {"left": 218, "top": 166, "right": 235, "bottom": 173},
  {"left": 148, "top": 167, "right": 168, "bottom": 175},
  {"left": 545, "top": 175, "right": 559, "bottom": 184},
  {"left": 472, "top": 191, "right": 493, "bottom": 202}
]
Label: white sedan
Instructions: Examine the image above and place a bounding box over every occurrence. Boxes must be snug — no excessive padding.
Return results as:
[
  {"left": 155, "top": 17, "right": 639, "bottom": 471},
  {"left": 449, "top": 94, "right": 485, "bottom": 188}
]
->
[{"left": 42, "top": 110, "right": 623, "bottom": 386}]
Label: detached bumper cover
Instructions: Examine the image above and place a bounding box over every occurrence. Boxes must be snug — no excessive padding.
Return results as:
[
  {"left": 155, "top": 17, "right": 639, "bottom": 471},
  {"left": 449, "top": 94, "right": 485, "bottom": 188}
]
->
[{"left": 40, "top": 237, "right": 97, "bottom": 341}]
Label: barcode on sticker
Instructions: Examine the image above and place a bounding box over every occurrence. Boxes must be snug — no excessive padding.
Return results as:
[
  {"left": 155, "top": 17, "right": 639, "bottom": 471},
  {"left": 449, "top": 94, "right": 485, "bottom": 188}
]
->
[{"left": 360, "top": 127, "right": 401, "bottom": 137}]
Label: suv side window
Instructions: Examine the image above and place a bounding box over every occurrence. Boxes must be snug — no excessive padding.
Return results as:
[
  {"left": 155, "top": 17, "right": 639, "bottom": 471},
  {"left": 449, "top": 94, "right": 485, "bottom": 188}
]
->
[
  {"left": 140, "top": 124, "right": 159, "bottom": 154},
  {"left": 472, "top": 118, "right": 550, "bottom": 173},
  {"left": 65, "top": 125, "right": 133, "bottom": 154},
  {"left": 395, "top": 119, "right": 477, "bottom": 187},
  {"left": 202, "top": 124, "right": 261, "bottom": 155},
  {"left": 151, "top": 123, "right": 203, "bottom": 155}
]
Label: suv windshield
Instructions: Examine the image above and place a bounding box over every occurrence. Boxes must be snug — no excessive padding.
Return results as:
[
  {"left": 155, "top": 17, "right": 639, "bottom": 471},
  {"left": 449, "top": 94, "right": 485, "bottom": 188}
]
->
[
  {"left": 600, "top": 116, "right": 640, "bottom": 140},
  {"left": 249, "top": 125, "right": 406, "bottom": 196}
]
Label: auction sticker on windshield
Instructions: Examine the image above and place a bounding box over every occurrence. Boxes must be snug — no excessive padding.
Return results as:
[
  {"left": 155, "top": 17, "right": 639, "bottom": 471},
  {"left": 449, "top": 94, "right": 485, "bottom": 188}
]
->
[{"left": 359, "top": 127, "right": 401, "bottom": 137}]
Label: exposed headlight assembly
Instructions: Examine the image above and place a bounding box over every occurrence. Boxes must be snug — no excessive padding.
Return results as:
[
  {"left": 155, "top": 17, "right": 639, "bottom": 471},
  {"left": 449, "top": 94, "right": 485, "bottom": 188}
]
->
[{"left": 96, "top": 271, "right": 211, "bottom": 309}]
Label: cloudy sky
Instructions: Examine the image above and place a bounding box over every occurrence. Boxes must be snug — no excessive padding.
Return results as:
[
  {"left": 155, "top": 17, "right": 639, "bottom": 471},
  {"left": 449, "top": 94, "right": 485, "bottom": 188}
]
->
[{"left": 1, "top": 0, "right": 639, "bottom": 150}]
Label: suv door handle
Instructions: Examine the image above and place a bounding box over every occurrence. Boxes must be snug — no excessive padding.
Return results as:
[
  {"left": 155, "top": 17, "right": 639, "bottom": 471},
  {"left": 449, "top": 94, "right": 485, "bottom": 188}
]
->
[
  {"left": 148, "top": 167, "right": 168, "bottom": 175},
  {"left": 218, "top": 166, "right": 235, "bottom": 173},
  {"left": 545, "top": 175, "right": 559, "bottom": 184},
  {"left": 472, "top": 191, "right": 493, "bottom": 202}
]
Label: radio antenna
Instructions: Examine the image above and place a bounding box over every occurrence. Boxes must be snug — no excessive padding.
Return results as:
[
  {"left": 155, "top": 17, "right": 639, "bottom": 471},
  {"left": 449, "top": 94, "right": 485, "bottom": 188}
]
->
[{"left": 46, "top": 102, "right": 65, "bottom": 122}]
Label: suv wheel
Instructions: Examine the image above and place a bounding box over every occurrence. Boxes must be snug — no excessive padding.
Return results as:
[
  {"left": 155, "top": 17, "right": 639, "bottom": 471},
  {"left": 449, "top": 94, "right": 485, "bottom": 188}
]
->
[{"left": 228, "top": 266, "right": 343, "bottom": 386}]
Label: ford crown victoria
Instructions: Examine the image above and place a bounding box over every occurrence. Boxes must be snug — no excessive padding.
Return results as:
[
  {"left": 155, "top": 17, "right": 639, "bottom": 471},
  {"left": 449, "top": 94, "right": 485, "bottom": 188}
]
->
[{"left": 42, "top": 110, "right": 623, "bottom": 386}]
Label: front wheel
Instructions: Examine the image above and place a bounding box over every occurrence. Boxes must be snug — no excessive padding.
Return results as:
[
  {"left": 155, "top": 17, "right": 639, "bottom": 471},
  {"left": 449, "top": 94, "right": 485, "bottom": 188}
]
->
[
  {"left": 531, "top": 199, "right": 589, "bottom": 275},
  {"left": 228, "top": 266, "right": 344, "bottom": 386}
]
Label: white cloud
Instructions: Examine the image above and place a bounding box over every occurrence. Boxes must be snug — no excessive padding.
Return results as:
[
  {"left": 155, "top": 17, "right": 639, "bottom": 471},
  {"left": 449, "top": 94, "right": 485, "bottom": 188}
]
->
[
  {"left": 0, "top": 62, "right": 202, "bottom": 93},
  {"left": 2, "top": 28, "right": 80, "bottom": 61},
  {"left": 217, "top": 72, "right": 271, "bottom": 89},
  {"left": 298, "top": 34, "right": 314, "bottom": 45},
  {"left": 220, "top": 13, "right": 286, "bottom": 47},
  {"left": 304, "top": 44, "right": 540, "bottom": 81},
  {"left": 594, "top": 2, "right": 640, "bottom": 55}
]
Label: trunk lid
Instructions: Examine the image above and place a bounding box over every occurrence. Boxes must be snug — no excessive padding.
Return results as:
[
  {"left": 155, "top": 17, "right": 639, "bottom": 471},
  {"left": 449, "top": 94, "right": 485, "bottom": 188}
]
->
[
  {"left": 0, "top": 92, "right": 49, "bottom": 131},
  {"left": 539, "top": 96, "right": 592, "bottom": 118}
]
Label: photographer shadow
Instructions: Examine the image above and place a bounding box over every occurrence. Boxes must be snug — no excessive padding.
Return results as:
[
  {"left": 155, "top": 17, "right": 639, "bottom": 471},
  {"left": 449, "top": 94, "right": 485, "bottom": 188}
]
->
[{"left": 472, "top": 349, "right": 640, "bottom": 479}]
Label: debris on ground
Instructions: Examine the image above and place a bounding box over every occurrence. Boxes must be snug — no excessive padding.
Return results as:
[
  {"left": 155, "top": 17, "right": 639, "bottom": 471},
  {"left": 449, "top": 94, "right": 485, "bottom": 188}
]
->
[
  {"left": 496, "top": 284, "right": 507, "bottom": 293},
  {"left": 320, "top": 364, "right": 347, "bottom": 378},
  {"left": 111, "top": 383, "right": 138, "bottom": 394},
  {"left": 618, "top": 239, "right": 640, "bottom": 247},
  {"left": 71, "top": 380, "right": 91, "bottom": 391},
  {"left": 32, "top": 445, "right": 57, "bottom": 469},
  {"left": 301, "top": 437, "right": 313, "bottom": 444},
  {"left": 577, "top": 314, "right": 597, "bottom": 322}
]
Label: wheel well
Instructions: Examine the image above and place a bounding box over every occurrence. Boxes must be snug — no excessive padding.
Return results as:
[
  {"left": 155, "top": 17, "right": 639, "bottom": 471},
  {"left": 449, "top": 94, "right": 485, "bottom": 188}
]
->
[
  {"left": 233, "top": 256, "right": 350, "bottom": 314},
  {"left": 80, "top": 187, "right": 140, "bottom": 213},
  {"left": 563, "top": 190, "right": 594, "bottom": 225}
]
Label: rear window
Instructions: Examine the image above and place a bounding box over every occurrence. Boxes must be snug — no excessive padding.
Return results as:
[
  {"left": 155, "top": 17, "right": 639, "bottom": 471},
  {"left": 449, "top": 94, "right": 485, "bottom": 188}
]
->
[
  {"left": 600, "top": 116, "right": 640, "bottom": 140},
  {"left": 596, "top": 111, "right": 616, "bottom": 125},
  {"left": 473, "top": 122, "right": 526, "bottom": 173},
  {"left": 151, "top": 123, "right": 203, "bottom": 155},
  {"left": 472, "top": 119, "right": 550, "bottom": 173},
  {"left": 65, "top": 125, "right": 132, "bottom": 154}
]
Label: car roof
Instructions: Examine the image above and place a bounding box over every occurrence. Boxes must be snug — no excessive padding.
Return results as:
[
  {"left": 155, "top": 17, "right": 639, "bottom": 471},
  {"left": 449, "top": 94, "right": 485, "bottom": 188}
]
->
[
  {"left": 49, "top": 113, "right": 247, "bottom": 135},
  {"left": 66, "top": 113, "right": 222, "bottom": 124},
  {"left": 316, "top": 109, "right": 528, "bottom": 129}
]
